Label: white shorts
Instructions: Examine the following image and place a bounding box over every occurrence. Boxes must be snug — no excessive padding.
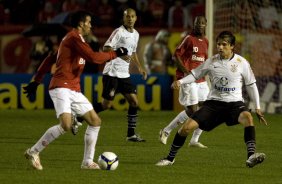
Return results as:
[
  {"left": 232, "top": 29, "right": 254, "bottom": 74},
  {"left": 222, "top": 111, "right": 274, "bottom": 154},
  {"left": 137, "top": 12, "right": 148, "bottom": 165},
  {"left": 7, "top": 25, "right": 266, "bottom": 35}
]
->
[
  {"left": 49, "top": 88, "right": 93, "bottom": 118},
  {"left": 178, "top": 81, "right": 210, "bottom": 106}
]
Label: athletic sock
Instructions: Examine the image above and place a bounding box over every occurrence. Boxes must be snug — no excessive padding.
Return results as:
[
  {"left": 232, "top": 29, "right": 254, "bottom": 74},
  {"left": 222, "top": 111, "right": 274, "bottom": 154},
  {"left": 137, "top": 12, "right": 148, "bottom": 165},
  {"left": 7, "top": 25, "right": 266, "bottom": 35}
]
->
[
  {"left": 93, "top": 103, "right": 104, "bottom": 113},
  {"left": 163, "top": 110, "right": 188, "bottom": 134},
  {"left": 167, "top": 132, "right": 187, "bottom": 161},
  {"left": 82, "top": 125, "right": 100, "bottom": 166},
  {"left": 190, "top": 128, "right": 203, "bottom": 143},
  {"left": 244, "top": 126, "right": 256, "bottom": 158},
  {"left": 127, "top": 106, "right": 138, "bottom": 137},
  {"left": 30, "top": 124, "right": 65, "bottom": 153}
]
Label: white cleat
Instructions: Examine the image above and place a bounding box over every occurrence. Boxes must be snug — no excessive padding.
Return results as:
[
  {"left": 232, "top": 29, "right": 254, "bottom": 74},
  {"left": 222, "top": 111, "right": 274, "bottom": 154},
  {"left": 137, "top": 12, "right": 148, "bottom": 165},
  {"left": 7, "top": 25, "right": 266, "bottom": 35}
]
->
[
  {"left": 156, "top": 158, "right": 175, "bottom": 166},
  {"left": 246, "top": 153, "right": 266, "bottom": 168},
  {"left": 188, "top": 142, "right": 208, "bottom": 148},
  {"left": 81, "top": 162, "right": 101, "bottom": 170},
  {"left": 159, "top": 129, "right": 169, "bottom": 145},
  {"left": 24, "top": 148, "right": 43, "bottom": 170}
]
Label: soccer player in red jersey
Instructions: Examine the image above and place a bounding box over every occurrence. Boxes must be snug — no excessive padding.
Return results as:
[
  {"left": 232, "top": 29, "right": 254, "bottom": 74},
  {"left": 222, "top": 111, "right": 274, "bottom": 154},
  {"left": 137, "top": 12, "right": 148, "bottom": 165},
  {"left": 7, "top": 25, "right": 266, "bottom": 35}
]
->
[
  {"left": 23, "top": 10, "right": 128, "bottom": 170},
  {"left": 159, "top": 16, "right": 209, "bottom": 148}
]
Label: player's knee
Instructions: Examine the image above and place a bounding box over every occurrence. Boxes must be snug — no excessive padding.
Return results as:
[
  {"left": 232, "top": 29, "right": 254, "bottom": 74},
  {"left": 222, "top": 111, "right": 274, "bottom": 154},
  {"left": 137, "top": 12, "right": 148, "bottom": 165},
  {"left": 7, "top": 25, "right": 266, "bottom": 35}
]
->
[
  {"left": 239, "top": 111, "right": 254, "bottom": 126},
  {"left": 60, "top": 122, "right": 72, "bottom": 131},
  {"left": 59, "top": 113, "right": 72, "bottom": 131},
  {"left": 89, "top": 116, "right": 101, "bottom": 126},
  {"left": 179, "top": 120, "right": 197, "bottom": 136}
]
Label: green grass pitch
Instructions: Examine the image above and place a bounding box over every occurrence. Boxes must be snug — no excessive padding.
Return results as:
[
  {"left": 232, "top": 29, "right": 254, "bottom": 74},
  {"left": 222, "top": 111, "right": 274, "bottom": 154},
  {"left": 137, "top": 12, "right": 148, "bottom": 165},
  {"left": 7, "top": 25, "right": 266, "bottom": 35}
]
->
[{"left": 0, "top": 109, "right": 281, "bottom": 184}]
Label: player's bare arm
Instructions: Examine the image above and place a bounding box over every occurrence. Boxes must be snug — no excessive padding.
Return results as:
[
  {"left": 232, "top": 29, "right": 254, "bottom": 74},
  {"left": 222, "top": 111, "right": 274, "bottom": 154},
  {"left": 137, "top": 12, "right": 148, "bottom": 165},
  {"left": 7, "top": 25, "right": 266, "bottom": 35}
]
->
[
  {"left": 175, "top": 55, "right": 189, "bottom": 75},
  {"left": 131, "top": 52, "right": 147, "bottom": 80}
]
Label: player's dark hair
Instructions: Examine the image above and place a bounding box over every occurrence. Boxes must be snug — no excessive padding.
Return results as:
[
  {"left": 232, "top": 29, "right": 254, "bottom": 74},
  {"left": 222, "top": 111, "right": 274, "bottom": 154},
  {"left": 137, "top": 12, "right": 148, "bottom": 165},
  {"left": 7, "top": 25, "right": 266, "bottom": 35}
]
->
[
  {"left": 216, "top": 31, "right": 236, "bottom": 46},
  {"left": 194, "top": 15, "right": 207, "bottom": 24},
  {"left": 69, "top": 10, "right": 92, "bottom": 28}
]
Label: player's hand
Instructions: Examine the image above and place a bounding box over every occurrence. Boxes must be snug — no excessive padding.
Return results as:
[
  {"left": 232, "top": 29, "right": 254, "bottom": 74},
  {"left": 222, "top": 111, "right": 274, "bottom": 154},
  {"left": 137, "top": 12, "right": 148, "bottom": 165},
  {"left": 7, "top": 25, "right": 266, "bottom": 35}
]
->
[
  {"left": 139, "top": 68, "right": 147, "bottom": 80},
  {"left": 171, "top": 80, "right": 181, "bottom": 90},
  {"left": 115, "top": 47, "right": 128, "bottom": 57},
  {"left": 23, "top": 81, "right": 40, "bottom": 99},
  {"left": 255, "top": 109, "right": 268, "bottom": 125}
]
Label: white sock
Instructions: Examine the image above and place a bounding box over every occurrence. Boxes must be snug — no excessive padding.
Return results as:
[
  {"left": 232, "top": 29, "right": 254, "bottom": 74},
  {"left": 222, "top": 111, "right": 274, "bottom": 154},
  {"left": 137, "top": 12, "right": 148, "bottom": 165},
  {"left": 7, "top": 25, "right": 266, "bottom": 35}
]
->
[
  {"left": 190, "top": 128, "right": 203, "bottom": 143},
  {"left": 30, "top": 124, "right": 65, "bottom": 153},
  {"left": 82, "top": 126, "right": 100, "bottom": 166},
  {"left": 163, "top": 110, "right": 189, "bottom": 134}
]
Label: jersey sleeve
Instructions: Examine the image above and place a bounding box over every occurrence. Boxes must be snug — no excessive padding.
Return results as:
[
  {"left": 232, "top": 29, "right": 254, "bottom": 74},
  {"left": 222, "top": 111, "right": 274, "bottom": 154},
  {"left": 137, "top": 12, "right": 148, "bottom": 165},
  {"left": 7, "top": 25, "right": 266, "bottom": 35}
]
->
[
  {"left": 174, "top": 36, "right": 191, "bottom": 60},
  {"left": 242, "top": 60, "right": 256, "bottom": 85},
  {"left": 104, "top": 29, "right": 120, "bottom": 49},
  {"left": 71, "top": 36, "right": 117, "bottom": 64},
  {"left": 191, "top": 57, "right": 210, "bottom": 79},
  {"left": 33, "top": 53, "right": 56, "bottom": 83}
]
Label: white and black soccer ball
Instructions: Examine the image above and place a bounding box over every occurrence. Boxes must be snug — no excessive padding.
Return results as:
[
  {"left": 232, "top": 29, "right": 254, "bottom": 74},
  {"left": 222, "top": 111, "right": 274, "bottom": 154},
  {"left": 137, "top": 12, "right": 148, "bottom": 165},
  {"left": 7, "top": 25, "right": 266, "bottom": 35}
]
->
[{"left": 98, "top": 152, "right": 119, "bottom": 170}]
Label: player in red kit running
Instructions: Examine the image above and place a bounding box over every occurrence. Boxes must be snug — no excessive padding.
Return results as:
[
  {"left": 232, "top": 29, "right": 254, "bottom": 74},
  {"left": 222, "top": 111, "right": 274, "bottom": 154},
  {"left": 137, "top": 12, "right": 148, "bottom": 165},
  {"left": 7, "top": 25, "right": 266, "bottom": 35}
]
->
[
  {"left": 23, "top": 10, "right": 128, "bottom": 170},
  {"left": 159, "top": 16, "right": 209, "bottom": 148}
]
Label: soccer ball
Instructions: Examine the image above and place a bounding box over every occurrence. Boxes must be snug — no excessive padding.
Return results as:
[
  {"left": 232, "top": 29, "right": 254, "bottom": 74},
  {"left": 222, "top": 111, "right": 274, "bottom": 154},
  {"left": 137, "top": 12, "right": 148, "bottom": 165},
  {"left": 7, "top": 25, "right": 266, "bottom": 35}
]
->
[{"left": 98, "top": 152, "right": 119, "bottom": 170}]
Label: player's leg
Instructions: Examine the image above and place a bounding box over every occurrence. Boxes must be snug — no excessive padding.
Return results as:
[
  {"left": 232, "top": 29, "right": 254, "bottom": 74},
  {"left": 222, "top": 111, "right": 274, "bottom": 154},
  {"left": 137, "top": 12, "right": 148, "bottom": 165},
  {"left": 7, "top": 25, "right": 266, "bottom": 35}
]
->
[
  {"left": 156, "top": 118, "right": 199, "bottom": 166},
  {"left": 124, "top": 93, "right": 145, "bottom": 142},
  {"left": 237, "top": 109, "right": 265, "bottom": 168},
  {"left": 25, "top": 88, "right": 72, "bottom": 170},
  {"left": 121, "top": 77, "right": 145, "bottom": 142},
  {"left": 69, "top": 91, "right": 102, "bottom": 169},
  {"left": 80, "top": 109, "right": 101, "bottom": 169},
  {"left": 189, "top": 82, "right": 209, "bottom": 148},
  {"left": 156, "top": 100, "right": 216, "bottom": 166},
  {"left": 188, "top": 104, "right": 207, "bottom": 148},
  {"left": 159, "top": 84, "right": 191, "bottom": 144},
  {"left": 71, "top": 75, "right": 116, "bottom": 135},
  {"left": 159, "top": 110, "right": 188, "bottom": 144}
]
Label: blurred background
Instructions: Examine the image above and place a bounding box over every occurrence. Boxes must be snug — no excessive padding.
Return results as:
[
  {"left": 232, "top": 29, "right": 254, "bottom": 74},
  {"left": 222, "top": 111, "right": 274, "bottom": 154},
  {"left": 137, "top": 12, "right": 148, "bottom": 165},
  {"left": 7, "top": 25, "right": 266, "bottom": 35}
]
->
[{"left": 0, "top": 0, "right": 281, "bottom": 113}]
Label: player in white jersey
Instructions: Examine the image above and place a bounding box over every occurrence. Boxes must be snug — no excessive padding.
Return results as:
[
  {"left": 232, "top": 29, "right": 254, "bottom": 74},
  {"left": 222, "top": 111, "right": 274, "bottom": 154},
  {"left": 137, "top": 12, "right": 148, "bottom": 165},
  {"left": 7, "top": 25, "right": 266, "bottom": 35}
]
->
[
  {"left": 156, "top": 31, "right": 268, "bottom": 168},
  {"left": 92, "top": 8, "right": 147, "bottom": 142}
]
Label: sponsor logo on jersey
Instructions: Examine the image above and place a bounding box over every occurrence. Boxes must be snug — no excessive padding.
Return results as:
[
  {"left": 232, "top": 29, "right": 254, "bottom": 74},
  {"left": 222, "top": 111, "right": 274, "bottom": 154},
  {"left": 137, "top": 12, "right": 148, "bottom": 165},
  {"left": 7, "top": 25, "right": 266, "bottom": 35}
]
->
[
  {"left": 214, "top": 84, "right": 236, "bottom": 92},
  {"left": 192, "top": 55, "right": 205, "bottom": 62},
  {"left": 79, "top": 58, "right": 85, "bottom": 65},
  {"left": 220, "top": 77, "right": 228, "bottom": 86}
]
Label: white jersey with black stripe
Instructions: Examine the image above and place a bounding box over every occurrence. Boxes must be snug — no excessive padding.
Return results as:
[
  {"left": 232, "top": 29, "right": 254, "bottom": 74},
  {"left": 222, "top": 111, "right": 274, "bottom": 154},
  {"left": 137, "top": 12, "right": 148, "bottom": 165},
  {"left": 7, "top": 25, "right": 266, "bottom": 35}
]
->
[
  {"left": 103, "top": 25, "right": 139, "bottom": 78},
  {"left": 191, "top": 53, "right": 256, "bottom": 102}
]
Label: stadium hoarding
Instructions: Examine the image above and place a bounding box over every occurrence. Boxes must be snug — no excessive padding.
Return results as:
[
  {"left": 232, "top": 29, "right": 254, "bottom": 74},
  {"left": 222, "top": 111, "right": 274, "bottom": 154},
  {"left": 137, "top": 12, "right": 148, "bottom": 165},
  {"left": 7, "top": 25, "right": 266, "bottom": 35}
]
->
[
  {"left": 0, "top": 74, "right": 173, "bottom": 111},
  {"left": 1, "top": 74, "right": 282, "bottom": 113}
]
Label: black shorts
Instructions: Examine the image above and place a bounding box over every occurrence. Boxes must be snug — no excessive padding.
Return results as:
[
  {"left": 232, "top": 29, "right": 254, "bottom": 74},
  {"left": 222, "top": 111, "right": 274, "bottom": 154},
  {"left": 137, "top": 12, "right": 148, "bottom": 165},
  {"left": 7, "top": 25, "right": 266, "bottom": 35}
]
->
[
  {"left": 102, "top": 75, "right": 136, "bottom": 100},
  {"left": 190, "top": 100, "right": 249, "bottom": 131}
]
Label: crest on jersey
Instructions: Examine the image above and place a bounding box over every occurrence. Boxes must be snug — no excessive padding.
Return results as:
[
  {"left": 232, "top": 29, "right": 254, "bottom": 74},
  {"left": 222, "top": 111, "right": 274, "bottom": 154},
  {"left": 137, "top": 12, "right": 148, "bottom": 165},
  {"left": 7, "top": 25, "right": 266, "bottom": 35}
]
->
[{"left": 230, "top": 64, "right": 238, "bottom": 72}]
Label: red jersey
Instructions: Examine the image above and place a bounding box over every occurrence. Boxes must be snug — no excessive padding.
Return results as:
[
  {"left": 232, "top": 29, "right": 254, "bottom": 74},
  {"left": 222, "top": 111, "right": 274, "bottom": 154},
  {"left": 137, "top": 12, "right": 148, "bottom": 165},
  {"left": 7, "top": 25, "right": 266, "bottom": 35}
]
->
[
  {"left": 34, "top": 29, "right": 117, "bottom": 92},
  {"left": 175, "top": 33, "right": 208, "bottom": 82}
]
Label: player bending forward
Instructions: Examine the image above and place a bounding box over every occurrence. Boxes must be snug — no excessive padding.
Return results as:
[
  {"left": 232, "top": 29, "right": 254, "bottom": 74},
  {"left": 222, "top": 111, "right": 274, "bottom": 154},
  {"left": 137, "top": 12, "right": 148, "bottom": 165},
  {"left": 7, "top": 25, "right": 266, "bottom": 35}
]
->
[
  {"left": 156, "top": 31, "right": 268, "bottom": 168},
  {"left": 23, "top": 10, "right": 128, "bottom": 170}
]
